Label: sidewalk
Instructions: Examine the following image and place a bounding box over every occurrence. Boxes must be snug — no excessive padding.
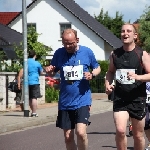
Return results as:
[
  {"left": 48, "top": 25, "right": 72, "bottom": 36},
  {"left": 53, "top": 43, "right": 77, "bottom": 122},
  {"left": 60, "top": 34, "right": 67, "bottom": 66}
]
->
[{"left": 0, "top": 94, "right": 113, "bottom": 134}]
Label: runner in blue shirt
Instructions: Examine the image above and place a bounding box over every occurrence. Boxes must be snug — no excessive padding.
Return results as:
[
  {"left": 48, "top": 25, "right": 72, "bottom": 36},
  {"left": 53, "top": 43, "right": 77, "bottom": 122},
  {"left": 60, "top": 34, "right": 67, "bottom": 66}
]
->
[
  {"left": 28, "top": 50, "right": 43, "bottom": 117},
  {"left": 45, "top": 29, "right": 101, "bottom": 150}
]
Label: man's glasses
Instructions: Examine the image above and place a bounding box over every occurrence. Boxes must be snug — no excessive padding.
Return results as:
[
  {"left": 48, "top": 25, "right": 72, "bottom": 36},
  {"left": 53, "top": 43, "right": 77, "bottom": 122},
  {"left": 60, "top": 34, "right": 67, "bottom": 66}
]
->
[{"left": 62, "top": 42, "right": 76, "bottom": 47}]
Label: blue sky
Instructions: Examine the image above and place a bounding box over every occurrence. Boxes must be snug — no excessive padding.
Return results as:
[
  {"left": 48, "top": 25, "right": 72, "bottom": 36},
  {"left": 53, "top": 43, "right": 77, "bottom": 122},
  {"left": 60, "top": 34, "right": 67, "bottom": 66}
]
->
[{"left": 0, "top": 0, "right": 150, "bottom": 23}]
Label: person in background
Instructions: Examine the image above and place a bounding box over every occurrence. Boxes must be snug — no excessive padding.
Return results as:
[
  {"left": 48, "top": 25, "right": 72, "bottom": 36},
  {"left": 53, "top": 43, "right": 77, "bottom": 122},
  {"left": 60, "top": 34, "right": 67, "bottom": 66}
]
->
[
  {"left": 17, "top": 68, "right": 24, "bottom": 111},
  {"left": 28, "top": 50, "right": 43, "bottom": 117},
  {"left": 17, "top": 68, "right": 23, "bottom": 91},
  {"left": 14, "top": 68, "right": 24, "bottom": 111},
  {"left": 45, "top": 29, "right": 101, "bottom": 150}
]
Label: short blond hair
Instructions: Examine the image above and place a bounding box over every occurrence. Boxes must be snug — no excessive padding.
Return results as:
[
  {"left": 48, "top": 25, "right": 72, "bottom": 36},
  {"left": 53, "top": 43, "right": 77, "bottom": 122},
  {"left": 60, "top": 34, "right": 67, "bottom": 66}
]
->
[{"left": 122, "top": 23, "right": 137, "bottom": 33}]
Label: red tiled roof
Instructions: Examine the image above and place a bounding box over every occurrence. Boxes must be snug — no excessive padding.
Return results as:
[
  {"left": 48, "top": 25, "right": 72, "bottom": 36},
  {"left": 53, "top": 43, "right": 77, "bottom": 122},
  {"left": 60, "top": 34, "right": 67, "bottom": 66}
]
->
[{"left": 0, "top": 12, "right": 20, "bottom": 25}]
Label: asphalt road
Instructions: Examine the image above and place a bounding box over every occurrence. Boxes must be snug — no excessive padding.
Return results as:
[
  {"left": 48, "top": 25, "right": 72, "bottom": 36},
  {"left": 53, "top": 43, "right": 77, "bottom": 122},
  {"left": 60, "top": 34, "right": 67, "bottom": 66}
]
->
[{"left": 0, "top": 111, "right": 147, "bottom": 150}]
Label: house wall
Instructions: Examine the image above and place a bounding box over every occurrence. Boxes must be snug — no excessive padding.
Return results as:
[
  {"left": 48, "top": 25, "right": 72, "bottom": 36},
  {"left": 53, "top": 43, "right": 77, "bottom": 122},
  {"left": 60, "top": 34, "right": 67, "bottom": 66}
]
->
[
  {"left": 9, "top": 0, "right": 106, "bottom": 60},
  {"left": 104, "top": 42, "right": 114, "bottom": 60}
]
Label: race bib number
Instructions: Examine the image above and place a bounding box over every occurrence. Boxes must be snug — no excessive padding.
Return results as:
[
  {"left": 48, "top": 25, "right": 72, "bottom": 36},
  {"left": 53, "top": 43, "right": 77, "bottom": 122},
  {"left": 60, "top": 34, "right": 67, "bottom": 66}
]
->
[
  {"left": 116, "top": 69, "right": 135, "bottom": 84},
  {"left": 63, "top": 65, "right": 83, "bottom": 80},
  {"left": 146, "top": 94, "right": 150, "bottom": 103}
]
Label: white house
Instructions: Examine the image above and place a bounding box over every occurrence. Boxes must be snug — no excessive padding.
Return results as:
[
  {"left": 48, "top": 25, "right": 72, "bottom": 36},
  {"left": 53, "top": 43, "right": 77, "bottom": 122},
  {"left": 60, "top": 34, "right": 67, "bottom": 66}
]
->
[{"left": 7, "top": 0, "right": 122, "bottom": 61}]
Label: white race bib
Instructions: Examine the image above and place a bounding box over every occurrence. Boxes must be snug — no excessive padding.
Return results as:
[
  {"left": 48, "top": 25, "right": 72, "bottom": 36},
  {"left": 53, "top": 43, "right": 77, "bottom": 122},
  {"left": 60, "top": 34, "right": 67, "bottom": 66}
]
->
[
  {"left": 146, "top": 93, "right": 150, "bottom": 103},
  {"left": 63, "top": 65, "right": 83, "bottom": 80},
  {"left": 116, "top": 69, "right": 135, "bottom": 84}
]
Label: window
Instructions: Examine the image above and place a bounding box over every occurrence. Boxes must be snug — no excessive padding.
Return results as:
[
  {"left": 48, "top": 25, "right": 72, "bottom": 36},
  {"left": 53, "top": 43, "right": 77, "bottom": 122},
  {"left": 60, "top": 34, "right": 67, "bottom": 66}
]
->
[
  {"left": 60, "top": 23, "right": 71, "bottom": 37},
  {"left": 27, "top": 23, "right": 36, "bottom": 32}
]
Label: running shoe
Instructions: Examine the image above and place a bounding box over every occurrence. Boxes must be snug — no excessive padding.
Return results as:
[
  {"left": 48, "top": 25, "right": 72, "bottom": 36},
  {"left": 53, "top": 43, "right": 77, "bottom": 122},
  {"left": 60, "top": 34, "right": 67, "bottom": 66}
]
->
[
  {"left": 145, "top": 146, "right": 150, "bottom": 150},
  {"left": 31, "top": 113, "right": 38, "bottom": 117}
]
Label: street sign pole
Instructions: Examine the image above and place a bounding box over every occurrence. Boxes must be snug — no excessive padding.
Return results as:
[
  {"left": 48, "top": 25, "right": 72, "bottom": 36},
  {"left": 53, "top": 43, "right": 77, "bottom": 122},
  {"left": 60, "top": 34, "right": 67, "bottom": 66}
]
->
[{"left": 22, "top": 0, "right": 29, "bottom": 117}]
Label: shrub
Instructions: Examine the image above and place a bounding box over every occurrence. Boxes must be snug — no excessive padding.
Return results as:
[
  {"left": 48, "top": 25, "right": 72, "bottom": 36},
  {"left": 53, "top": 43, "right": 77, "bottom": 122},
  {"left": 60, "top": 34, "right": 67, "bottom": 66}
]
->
[
  {"left": 90, "top": 60, "right": 109, "bottom": 93},
  {"left": 90, "top": 75, "right": 105, "bottom": 93},
  {"left": 97, "top": 60, "right": 109, "bottom": 76},
  {"left": 45, "top": 86, "right": 59, "bottom": 103}
]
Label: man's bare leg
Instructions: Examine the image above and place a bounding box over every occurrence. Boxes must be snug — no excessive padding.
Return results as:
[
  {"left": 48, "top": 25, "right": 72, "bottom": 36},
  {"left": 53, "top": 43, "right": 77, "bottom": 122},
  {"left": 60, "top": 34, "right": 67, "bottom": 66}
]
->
[
  {"left": 76, "top": 123, "right": 88, "bottom": 150},
  {"left": 63, "top": 129, "right": 77, "bottom": 150},
  {"left": 114, "top": 111, "right": 129, "bottom": 150},
  {"left": 131, "top": 117, "right": 145, "bottom": 150}
]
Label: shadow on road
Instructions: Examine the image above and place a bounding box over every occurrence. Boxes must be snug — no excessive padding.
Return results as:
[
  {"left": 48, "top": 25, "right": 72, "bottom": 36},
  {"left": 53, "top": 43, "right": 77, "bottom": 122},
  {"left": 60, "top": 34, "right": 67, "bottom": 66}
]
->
[
  {"left": 102, "top": 146, "right": 133, "bottom": 150},
  {"left": 3, "top": 114, "right": 23, "bottom": 117},
  {"left": 87, "top": 131, "right": 116, "bottom": 135},
  {"left": 102, "top": 146, "right": 117, "bottom": 149}
]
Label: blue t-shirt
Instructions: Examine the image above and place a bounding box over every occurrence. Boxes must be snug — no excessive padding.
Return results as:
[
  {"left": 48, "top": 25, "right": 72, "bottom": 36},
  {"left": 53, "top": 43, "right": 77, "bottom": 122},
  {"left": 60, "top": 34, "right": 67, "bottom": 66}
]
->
[
  {"left": 51, "top": 45, "right": 100, "bottom": 110},
  {"left": 28, "top": 58, "right": 43, "bottom": 85}
]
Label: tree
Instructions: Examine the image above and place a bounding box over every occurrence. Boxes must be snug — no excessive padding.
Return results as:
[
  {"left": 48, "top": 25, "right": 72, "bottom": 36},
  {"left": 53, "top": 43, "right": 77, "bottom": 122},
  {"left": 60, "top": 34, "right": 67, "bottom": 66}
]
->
[
  {"left": 111, "top": 12, "right": 125, "bottom": 38},
  {"left": 94, "top": 8, "right": 112, "bottom": 30},
  {"left": 94, "top": 8, "right": 125, "bottom": 39},
  {"left": 138, "top": 6, "right": 150, "bottom": 52},
  {"left": 6, "top": 26, "right": 52, "bottom": 72},
  {"left": 1, "top": 27, "right": 52, "bottom": 72}
]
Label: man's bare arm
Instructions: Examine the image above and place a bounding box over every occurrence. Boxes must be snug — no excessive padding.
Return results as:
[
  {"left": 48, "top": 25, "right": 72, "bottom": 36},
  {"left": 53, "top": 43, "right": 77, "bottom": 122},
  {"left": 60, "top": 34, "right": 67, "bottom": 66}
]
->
[
  {"left": 128, "top": 51, "right": 150, "bottom": 82},
  {"left": 17, "top": 68, "right": 23, "bottom": 89},
  {"left": 105, "top": 52, "right": 116, "bottom": 86},
  {"left": 92, "top": 66, "right": 101, "bottom": 76}
]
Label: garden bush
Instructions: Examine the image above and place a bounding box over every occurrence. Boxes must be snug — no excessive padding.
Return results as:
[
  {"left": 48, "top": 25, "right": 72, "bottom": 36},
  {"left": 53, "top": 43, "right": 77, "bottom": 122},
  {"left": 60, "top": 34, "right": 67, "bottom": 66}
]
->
[
  {"left": 90, "top": 60, "right": 109, "bottom": 93},
  {"left": 45, "top": 86, "right": 59, "bottom": 103}
]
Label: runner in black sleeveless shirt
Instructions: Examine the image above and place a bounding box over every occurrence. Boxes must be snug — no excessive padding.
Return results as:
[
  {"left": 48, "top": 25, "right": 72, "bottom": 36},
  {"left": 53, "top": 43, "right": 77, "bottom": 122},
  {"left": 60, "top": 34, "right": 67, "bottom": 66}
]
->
[{"left": 105, "top": 23, "right": 150, "bottom": 150}]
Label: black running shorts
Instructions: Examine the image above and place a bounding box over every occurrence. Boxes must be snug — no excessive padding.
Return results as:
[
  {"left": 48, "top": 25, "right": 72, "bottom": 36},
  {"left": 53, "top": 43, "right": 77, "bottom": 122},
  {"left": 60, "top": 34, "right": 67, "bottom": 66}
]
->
[
  {"left": 56, "top": 106, "right": 90, "bottom": 129},
  {"left": 113, "top": 97, "right": 146, "bottom": 120},
  {"left": 29, "top": 84, "right": 41, "bottom": 99}
]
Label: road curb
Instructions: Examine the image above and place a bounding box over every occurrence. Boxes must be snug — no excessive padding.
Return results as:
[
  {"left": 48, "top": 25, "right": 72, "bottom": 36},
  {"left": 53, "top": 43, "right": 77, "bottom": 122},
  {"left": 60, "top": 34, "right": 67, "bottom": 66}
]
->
[
  {"left": 0, "top": 99, "right": 113, "bottom": 135},
  {"left": 0, "top": 115, "right": 57, "bottom": 134}
]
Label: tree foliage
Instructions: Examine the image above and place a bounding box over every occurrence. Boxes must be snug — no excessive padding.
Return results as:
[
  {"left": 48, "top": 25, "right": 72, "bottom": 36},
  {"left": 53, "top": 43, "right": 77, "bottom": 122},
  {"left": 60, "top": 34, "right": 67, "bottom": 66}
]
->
[
  {"left": 94, "top": 8, "right": 125, "bottom": 39},
  {"left": 138, "top": 6, "right": 150, "bottom": 52},
  {"left": 5, "top": 26, "right": 52, "bottom": 72},
  {"left": 16, "top": 26, "right": 52, "bottom": 66},
  {"left": 0, "top": 49, "right": 11, "bottom": 71}
]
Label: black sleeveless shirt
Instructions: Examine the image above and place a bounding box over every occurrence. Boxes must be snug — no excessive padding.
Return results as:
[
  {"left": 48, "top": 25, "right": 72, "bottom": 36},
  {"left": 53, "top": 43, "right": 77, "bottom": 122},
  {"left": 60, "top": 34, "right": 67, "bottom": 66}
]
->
[{"left": 113, "top": 46, "right": 146, "bottom": 100}]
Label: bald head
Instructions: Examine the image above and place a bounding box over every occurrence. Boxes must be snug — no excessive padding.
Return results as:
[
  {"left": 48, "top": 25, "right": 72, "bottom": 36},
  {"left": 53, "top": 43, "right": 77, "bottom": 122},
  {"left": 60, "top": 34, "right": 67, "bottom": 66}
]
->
[
  {"left": 62, "top": 29, "right": 77, "bottom": 38},
  {"left": 62, "top": 29, "right": 79, "bottom": 53}
]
